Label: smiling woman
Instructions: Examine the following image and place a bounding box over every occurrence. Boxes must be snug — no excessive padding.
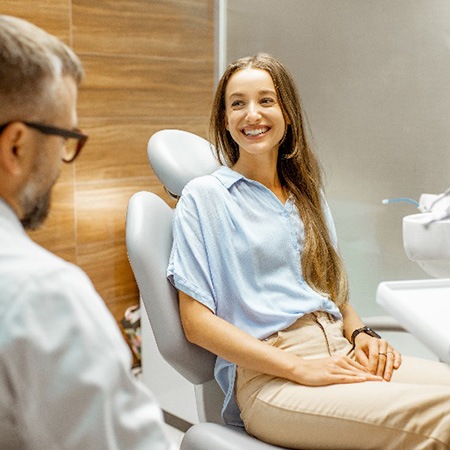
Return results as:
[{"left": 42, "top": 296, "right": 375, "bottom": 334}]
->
[
  {"left": 167, "top": 53, "right": 450, "bottom": 449},
  {"left": 224, "top": 68, "right": 287, "bottom": 188}
]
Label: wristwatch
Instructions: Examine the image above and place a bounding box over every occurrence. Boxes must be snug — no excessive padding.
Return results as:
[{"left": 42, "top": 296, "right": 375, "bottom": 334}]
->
[{"left": 351, "top": 326, "right": 381, "bottom": 347}]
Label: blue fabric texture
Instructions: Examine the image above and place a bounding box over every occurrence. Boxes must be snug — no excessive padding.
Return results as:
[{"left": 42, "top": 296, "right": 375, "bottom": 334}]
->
[{"left": 167, "top": 166, "right": 342, "bottom": 426}]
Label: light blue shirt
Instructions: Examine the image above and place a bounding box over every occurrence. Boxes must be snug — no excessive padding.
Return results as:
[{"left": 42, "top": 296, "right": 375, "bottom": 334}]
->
[{"left": 167, "top": 166, "right": 342, "bottom": 426}]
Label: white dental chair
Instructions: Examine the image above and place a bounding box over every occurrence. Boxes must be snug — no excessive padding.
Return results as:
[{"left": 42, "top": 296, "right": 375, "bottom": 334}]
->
[{"left": 126, "top": 129, "right": 405, "bottom": 450}]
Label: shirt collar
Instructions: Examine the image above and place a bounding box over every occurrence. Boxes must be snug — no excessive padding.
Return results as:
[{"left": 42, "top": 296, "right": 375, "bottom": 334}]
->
[
  {"left": 0, "top": 197, "right": 25, "bottom": 235},
  {"left": 212, "top": 166, "right": 245, "bottom": 190}
]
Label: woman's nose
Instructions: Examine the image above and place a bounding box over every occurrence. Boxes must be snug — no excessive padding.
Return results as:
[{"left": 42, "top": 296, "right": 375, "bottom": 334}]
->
[{"left": 245, "top": 102, "right": 261, "bottom": 122}]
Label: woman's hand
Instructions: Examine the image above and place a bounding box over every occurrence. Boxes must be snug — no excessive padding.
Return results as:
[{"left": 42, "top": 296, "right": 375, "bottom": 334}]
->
[
  {"left": 353, "top": 334, "right": 402, "bottom": 381},
  {"left": 294, "top": 354, "right": 383, "bottom": 386}
]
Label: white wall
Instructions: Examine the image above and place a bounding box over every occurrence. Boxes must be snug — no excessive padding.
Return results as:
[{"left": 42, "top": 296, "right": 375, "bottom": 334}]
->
[{"left": 224, "top": 0, "right": 450, "bottom": 317}]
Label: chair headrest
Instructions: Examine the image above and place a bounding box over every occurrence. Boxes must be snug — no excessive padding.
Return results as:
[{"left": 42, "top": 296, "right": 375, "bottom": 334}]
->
[{"left": 147, "top": 129, "right": 221, "bottom": 197}]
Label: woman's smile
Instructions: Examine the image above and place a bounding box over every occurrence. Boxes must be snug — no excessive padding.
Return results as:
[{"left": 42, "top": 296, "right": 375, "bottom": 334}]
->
[{"left": 241, "top": 126, "right": 271, "bottom": 138}]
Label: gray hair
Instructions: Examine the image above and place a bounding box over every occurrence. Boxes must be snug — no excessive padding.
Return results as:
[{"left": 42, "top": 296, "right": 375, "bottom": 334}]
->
[{"left": 0, "top": 15, "right": 84, "bottom": 124}]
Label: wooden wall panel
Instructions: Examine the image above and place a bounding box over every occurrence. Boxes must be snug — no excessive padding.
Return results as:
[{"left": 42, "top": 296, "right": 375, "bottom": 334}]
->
[
  {"left": 0, "top": 0, "right": 70, "bottom": 43},
  {"left": 76, "top": 179, "right": 149, "bottom": 245},
  {"left": 27, "top": 183, "right": 77, "bottom": 262},
  {"left": 1, "top": 1, "right": 215, "bottom": 325},
  {"left": 72, "top": 0, "right": 213, "bottom": 60},
  {"left": 77, "top": 241, "right": 138, "bottom": 301},
  {"left": 78, "top": 55, "right": 213, "bottom": 118}
]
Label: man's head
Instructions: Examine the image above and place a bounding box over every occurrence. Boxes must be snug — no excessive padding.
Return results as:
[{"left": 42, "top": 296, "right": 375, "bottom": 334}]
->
[{"left": 0, "top": 15, "right": 85, "bottom": 229}]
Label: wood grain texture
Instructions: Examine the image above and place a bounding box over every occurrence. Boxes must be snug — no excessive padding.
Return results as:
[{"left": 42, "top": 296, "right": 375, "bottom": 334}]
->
[
  {"left": 0, "top": 1, "right": 70, "bottom": 43},
  {"left": 77, "top": 238, "right": 138, "bottom": 302},
  {"left": 75, "top": 178, "right": 152, "bottom": 245},
  {"left": 78, "top": 54, "right": 213, "bottom": 118},
  {"left": 72, "top": 0, "right": 213, "bottom": 60},
  {"left": 27, "top": 183, "right": 76, "bottom": 258}
]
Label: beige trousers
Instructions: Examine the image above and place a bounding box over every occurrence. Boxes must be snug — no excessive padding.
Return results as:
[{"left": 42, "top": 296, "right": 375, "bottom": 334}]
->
[{"left": 235, "top": 312, "right": 450, "bottom": 449}]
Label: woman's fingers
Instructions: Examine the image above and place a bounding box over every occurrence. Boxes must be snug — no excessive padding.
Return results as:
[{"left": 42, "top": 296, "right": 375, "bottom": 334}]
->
[
  {"left": 321, "top": 356, "right": 383, "bottom": 383},
  {"left": 393, "top": 350, "right": 402, "bottom": 369},
  {"left": 367, "top": 340, "right": 402, "bottom": 381}
]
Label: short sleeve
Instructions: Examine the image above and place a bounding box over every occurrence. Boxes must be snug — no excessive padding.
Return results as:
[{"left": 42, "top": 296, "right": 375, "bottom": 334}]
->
[{"left": 167, "top": 187, "right": 217, "bottom": 313}]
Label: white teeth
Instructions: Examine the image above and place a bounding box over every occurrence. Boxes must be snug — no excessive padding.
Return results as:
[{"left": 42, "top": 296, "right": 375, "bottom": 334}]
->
[{"left": 243, "top": 127, "right": 268, "bottom": 136}]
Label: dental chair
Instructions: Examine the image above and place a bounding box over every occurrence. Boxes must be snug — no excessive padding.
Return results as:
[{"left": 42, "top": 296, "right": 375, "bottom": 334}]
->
[{"left": 126, "top": 129, "right": 405, "bottom": 450}]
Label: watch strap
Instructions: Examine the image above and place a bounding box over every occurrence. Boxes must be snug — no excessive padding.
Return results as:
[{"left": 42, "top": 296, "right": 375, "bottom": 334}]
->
[{"left": 350, "top": 326, "right": 381, "bottom": 349}]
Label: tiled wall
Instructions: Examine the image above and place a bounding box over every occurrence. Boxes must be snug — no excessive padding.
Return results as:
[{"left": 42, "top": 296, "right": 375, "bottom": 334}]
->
[{"left": 1, "top": 0, "right": 215, "bottom": 322}]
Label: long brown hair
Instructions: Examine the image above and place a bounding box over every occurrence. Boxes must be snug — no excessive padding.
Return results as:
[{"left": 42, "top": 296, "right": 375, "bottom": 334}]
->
[{"left": 209, "top": 53, "right": 349, "bottom": 308}]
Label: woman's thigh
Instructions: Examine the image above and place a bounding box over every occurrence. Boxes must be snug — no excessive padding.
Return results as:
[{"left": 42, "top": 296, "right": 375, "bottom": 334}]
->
[
  {"left": 237, "top": 374, "right": 450, "bottom": 449},
  {"left": 391, "top": 354, "right": 450, "bottom": 385},
  {"left": 235, "top": 314, "right": 450, "bottom": 449}
]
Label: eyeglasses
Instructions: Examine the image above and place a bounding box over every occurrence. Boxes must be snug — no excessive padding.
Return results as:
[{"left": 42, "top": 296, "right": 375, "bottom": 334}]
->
[{"left": 0, "top": 121, "right": 88, "bottom": 163}]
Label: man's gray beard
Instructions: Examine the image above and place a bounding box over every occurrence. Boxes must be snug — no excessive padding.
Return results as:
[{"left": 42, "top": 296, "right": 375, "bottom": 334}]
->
[{"left": 20, "top": 187, "right": 52, "bottom": 231}]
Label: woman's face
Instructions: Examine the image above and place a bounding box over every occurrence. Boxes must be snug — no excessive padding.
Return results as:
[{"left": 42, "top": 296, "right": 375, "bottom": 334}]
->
[{"left": 224, "top": 68, "right": 287, "bottom": 162}]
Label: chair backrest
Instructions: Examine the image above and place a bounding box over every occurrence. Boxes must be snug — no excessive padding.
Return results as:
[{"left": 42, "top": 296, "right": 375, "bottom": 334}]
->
[
  {"left": 126, "top": 129, "right": 223, "bottom": 422},
  {"left": 147, "top": 129, "right": 220, "bottom": 197},
  {"left": 126, "top": 191, "right": 217, "bottom": 384}
]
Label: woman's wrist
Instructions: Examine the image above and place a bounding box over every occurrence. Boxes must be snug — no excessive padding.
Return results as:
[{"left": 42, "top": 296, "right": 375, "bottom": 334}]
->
[{"left": 351, "top": 326, "right": 381, "bottom": 346}]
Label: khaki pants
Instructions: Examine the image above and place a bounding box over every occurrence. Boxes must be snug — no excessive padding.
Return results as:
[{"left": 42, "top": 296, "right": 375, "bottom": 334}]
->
[{"left": 235, "top": 312, "right": 450, "bottom": 449}]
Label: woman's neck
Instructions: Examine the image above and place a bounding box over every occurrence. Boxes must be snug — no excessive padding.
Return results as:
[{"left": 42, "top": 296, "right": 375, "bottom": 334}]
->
[{"left": 232, "top": 154, "right": 287, "bottom": 203}]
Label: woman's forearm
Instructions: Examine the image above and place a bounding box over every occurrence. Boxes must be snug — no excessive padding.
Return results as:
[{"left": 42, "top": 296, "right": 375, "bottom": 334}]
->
[
  {"left": 179, "top": 290, "right": 299, "bottom": 381},
  {"left": 340, "top": 302, "right": 365, "bottom": 343},
  {"left": 179, "top": 291, "right": 381, "bottom": 386}
]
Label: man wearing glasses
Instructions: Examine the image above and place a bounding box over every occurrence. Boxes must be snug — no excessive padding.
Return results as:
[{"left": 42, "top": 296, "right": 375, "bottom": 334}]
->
[{"left": 0, "top": 15, "right": 175, "bottom": 449}]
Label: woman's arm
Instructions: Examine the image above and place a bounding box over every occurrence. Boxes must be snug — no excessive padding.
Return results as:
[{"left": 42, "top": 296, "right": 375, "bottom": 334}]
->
[
  {"left": 340, "top": 302, "right": 402, "bottom": 380},
  {"left": 179, "top": 291, "right": 382, "bottom": 386}
]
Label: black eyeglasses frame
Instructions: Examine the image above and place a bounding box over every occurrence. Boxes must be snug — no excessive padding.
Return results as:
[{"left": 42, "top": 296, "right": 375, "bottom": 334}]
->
[{"left": 0, "top": 121, "right": 88, "bottom": 163}]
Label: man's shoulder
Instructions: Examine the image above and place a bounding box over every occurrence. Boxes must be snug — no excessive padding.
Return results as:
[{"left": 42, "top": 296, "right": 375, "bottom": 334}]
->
[{"left": 0, "top": 235, "right": 90, "bottom": 306}]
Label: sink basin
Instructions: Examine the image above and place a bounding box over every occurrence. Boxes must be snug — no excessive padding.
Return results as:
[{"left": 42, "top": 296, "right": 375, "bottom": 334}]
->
[{"left": 403, "top": 213, "right": 450, "bottom": 278}]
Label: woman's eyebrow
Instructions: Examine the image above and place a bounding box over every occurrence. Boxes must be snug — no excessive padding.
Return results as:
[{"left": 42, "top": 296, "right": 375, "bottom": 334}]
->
[
  {"left": 228, "top": 89, "right": 276, "bottom": 99},
  {"left": 228, "top": 92, "right": 245, "bottom": 99},
  {"left": 258, "top": 89, "right": 277, "bottom": 96}
]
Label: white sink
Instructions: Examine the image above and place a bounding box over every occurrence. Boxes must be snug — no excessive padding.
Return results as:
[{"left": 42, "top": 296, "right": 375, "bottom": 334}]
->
[
  {"left": 377, "top": 279, "right": 450, "bottom": 363},
  {"left": 403, "top": 213, "right": 450, "bottom": 278}
]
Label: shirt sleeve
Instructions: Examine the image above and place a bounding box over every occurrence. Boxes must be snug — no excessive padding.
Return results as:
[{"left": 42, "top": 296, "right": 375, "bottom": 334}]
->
[
  {"left": 1, "top": 265, "right": 176, "bottom": 450},
  {"left": 167, "top": 187, "right": 217, "bottom": 313}
]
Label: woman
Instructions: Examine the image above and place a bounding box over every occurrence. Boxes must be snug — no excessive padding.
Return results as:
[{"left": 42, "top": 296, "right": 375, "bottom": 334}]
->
[{"left": 168, "top": 53, "right": 450, "bottom": 449}]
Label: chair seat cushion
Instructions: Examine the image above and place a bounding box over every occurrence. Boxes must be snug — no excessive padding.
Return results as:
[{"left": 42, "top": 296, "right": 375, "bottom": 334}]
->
[{"left": 180, "top": 422, "right": 288, "bottom": 450}]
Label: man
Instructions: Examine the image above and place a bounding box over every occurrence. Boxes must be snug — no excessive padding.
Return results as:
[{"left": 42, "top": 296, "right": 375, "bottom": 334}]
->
[{"left": 0, "top": 15, "right": 175, "bottom": 449}]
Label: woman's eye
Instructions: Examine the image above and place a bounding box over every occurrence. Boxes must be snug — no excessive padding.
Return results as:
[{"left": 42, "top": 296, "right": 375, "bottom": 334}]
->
[
  {"left": 261, "top": 97, "right": 275, "bottom": 105},
  {"left": 231, "top": 100, "right": 243, "bottom": 108}
]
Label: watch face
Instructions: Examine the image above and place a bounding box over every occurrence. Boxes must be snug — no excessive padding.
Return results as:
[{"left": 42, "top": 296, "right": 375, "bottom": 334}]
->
[{"left": 352, "top": 326, "right": 381, "bottom": 345}]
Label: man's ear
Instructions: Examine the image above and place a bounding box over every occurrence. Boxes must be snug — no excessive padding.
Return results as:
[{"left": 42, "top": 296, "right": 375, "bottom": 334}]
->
[{"left": 0, "top": 122, "right": 27, "bottom": 175}]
